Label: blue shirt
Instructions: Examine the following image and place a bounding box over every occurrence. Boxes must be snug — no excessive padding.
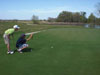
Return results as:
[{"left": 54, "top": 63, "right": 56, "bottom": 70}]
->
[{"left": 16, "top": 37, "right": 26, "bottom": 48}]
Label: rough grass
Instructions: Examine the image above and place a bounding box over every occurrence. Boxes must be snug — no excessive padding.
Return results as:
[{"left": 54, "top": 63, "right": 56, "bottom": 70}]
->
[{"left": 0, "top": 21, "right": 83, "bottom": 35}]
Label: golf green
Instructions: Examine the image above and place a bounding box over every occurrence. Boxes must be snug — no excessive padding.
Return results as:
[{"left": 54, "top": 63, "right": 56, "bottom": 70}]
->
[{"left": 0, "top": 28, "right": 100, "bottom": 75}]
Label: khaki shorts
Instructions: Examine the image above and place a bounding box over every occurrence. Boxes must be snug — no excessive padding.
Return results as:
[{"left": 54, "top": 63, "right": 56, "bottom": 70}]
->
[{"left": 3, "top": 34, "right": 9, "bottom": 44}]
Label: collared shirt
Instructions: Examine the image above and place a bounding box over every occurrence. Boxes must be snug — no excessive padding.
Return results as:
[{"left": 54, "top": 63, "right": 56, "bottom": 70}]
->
[{"left": 5, "top": 28, "right": 15, "bottom": 35}]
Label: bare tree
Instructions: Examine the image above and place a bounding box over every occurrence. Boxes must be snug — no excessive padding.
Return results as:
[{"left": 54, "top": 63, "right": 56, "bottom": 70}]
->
[
  {"left": 32, "top": 15, "right": 39, "bottom": 20},
  {"left": 95, "top": 2, "right": 100, "bottom": 17},
  {"left": 32, "top": 15, "right": 39, "bottom": 24}
]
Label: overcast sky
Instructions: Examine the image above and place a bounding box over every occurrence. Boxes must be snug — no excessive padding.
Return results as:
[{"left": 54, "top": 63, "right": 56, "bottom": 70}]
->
[{"left": 0, "top": 0, "right": 100, "bottom": 20}]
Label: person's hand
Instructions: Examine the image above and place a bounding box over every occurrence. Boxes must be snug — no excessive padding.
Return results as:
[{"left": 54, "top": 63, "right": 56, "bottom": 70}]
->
[{"left": 31, "top": 33, "right": 33, "bottom": 36}]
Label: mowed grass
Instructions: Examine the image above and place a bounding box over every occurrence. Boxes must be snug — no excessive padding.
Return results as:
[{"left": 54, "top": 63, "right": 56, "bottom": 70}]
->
[{"left": 0, "top": 22, "right": 100, "bottom": 75}]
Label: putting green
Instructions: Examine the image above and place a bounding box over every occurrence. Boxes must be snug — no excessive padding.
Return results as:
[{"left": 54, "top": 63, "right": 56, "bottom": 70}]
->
[{"left": 0, "top": 28, "right": 100, "bottom": 75}]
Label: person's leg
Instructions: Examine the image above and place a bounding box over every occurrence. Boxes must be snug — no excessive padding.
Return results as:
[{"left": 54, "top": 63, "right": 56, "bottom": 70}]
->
[
  {"left": 7, "top": 43, "right": 14, "bottom": 54},
  {"left": 3, "top": 34, "right": 14, "bottom": 54},
  {"left": 3, "top": 34, "right": 10, "bottom": 51},
  {"left": 18, "top": 46, "right": 28, "bottom": 51},
  {"left": 17, "top": 44, "right": 28, "bottom": 53},
  {"left": 7, "top": 43, "right": 10, "bottom": 52}
]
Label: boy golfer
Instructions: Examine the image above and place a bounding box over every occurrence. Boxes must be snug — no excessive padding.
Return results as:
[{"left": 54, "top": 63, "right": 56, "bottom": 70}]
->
[{"left": 3, "top": 25, "right": 20, "bottom": 54}]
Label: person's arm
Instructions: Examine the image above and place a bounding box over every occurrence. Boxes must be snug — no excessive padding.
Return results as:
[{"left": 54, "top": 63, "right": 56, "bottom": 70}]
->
[
  {"left": 7, "top": 34, "right": 14, "bottom": 40},
  {"left": 7, "top": 34, "right": 10, "bottom": 39},
  {"left": 10, "top": 33, "right": 14, "bottom": 39},
  {"left": 12, "top": 33, "right": 14, "bottom": 38},
  {"left": 26, "top": 34, "right": 33, "bottom": 41}
]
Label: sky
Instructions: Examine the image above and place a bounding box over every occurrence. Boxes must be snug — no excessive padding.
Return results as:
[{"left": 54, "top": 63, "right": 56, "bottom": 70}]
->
[{"left": 0, "top": 0, "right": 100, "bottom": 20}]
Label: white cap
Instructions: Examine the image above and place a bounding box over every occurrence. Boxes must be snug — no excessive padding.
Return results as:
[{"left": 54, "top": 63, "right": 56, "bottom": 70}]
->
[{"left": 13, "top": 25, "right": 20, "bottom": 29}]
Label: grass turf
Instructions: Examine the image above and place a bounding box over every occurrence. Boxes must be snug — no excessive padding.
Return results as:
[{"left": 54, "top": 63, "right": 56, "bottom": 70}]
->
[{"left": 0, "top": 22, "right": 100, "bottom": 75}]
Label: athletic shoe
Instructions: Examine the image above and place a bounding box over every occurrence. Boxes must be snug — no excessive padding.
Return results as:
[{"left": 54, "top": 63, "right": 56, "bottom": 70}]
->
[
  {"left": 7, "top": 51, "right": 14, "bottom": 54},
  {"left": 17, "top": 49, "right": 23, "bottom": 53},
  {"left": 7, "top": 51, "right": 10, "bottom": 54}
]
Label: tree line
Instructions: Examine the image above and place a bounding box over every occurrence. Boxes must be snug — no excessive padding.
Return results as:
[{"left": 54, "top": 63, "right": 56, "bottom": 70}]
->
[
  {"left": 48, "top": 11, "right": 87, "bottom": 23},
  {"left": 32, "top": 11, "right": 100, "bottom": 25},
  {"left": 48, "top": 11, "right": 100, "bottom": 25},
  {"left": 32, "top": 2, "right": 100, "bottom": 25}
]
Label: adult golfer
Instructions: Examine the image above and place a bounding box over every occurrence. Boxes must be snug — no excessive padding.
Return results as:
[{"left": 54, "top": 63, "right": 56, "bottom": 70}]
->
[{"left": 3, "top": 25, "right": 20, "bottom": 54}]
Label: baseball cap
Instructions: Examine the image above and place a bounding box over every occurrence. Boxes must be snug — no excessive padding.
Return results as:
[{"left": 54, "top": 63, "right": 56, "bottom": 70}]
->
[
  {"left": 20, "top": 34, "right": 26, "bottom": 38},
  {"left": 13, "top": 25, "right": 20, "bottom": 29}
]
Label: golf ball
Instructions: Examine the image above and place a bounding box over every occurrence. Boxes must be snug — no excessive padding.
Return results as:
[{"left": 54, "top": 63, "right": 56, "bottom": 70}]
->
[{"left": 51, "top": 46, "right": 54, "bottom": 48}]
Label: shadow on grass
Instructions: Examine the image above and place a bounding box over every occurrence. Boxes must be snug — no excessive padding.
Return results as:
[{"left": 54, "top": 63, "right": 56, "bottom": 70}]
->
[
  {"left": 14, "top": 48, "right": 34, "bottom": 53},
  {"left": 22, "top": 48, "right": 33, "bottom": 52}
]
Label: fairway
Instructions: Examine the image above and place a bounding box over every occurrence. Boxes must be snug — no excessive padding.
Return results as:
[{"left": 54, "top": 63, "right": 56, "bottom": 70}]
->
[{"left": 0, "top": 28, "right": 100, "bottom": 75}]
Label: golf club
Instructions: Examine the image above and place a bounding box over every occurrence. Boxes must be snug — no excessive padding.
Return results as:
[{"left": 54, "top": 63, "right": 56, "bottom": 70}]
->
[{"left": 25, "top": 31, "right": 41, "bottom": 35}]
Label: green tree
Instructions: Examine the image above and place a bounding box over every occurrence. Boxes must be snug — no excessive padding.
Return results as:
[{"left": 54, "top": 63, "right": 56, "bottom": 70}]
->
[
  {"left": 56, "top": 11, "right": 87, "bottom": 23},
  {"left": 48, "top": 17, "right": 56, "bottom": 22},
  {"left": 72, "top": 12, "right": 81, "bottom": 22},
  {"left": 56, "top": 11, "right": 73, "bottom": 22},
  {"left": 80, "top": 12, "right": 87, "bottom": 23},
  {"left": 88, "top": 13, "right": 96, "bottom": 24},
  {"left": 95, "top": 18, "right": 100, "bottom": 25}
]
